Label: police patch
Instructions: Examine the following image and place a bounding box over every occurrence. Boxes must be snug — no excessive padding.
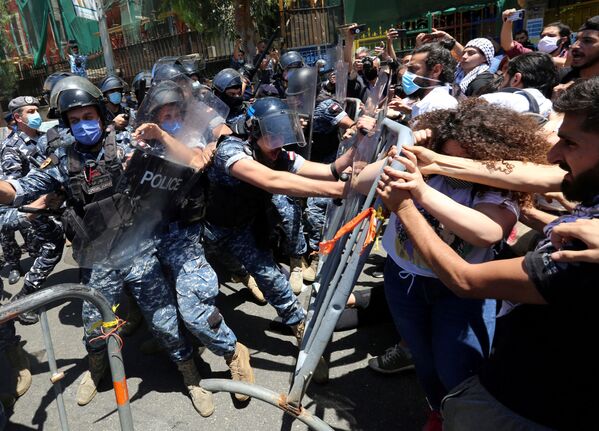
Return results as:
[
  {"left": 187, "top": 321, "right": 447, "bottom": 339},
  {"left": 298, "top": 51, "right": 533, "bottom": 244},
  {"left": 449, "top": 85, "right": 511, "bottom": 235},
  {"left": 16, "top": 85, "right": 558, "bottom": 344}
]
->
[
  {"left": 40, "top": 154, "right": 56, "bottom": 169},
  {"left": 328, "top": 103, "right": 342, "bottom": 114}
]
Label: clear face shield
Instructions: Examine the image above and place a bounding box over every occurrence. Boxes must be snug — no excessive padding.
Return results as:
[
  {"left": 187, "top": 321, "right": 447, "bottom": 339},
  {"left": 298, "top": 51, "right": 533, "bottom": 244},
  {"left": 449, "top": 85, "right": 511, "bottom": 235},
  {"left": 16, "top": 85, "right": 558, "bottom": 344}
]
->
[{"left": 258, "top": 112, "right": 306, "bottom": 150}]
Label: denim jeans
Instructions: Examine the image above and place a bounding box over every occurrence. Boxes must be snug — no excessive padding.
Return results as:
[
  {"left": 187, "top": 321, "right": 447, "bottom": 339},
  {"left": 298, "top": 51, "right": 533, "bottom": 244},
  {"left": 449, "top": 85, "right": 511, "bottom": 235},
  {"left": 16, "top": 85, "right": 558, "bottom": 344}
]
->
[{"left": 384, "top": 258, "right": 496, "bottom": 411}]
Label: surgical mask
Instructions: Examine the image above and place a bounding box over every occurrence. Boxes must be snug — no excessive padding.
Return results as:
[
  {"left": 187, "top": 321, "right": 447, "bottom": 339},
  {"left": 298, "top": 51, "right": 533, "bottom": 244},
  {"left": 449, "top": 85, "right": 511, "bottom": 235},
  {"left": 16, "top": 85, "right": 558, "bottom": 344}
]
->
[
  {"left": 26, "top": 112, "right": 42, "bottom": 130},
  {"left": 160, "top": 120, "right": 182, "bottom": 135},
  {"left": 71, "top": 119, "right": 103, "bottom": 146},
  {"left": 401, "top": 71, "right": 441, "bottom": 95},
  {"left": 537, "top": 36, "right": 560, "bottom": 54},
  {"left": 108, "top": 92, "right": 122, "bottom": 105}
]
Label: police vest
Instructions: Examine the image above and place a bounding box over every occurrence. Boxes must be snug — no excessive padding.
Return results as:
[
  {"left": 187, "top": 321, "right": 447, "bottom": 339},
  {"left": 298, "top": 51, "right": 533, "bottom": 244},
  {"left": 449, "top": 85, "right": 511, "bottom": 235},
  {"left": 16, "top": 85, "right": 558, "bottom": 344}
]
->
[{"left": 204, "top": 137, "right": 272, "bottom": 229}]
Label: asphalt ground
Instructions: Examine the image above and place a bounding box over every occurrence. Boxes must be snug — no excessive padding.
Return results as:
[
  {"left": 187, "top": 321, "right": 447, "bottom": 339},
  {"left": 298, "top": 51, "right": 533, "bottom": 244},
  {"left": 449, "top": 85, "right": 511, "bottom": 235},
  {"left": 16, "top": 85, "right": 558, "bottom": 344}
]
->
[{"left": 1, "top": 246, "right": 426, "bottom": 431}]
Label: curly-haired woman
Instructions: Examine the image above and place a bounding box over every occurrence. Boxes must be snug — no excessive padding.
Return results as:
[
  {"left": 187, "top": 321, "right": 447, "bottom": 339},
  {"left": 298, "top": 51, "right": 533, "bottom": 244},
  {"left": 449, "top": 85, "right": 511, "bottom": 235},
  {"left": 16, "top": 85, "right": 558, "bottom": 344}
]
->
[{"left": 379, "top": 99, "right": 549, "bottom": 429}]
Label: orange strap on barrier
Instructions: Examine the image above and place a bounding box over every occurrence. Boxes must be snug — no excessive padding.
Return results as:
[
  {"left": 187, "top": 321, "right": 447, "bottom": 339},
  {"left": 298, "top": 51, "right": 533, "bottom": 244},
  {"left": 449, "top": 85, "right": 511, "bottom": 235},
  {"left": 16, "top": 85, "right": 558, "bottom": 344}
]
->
[
  {"left": 319, "top": 207, "right": 385, "bottom": 256},
  {"left": 113, "top": 377, "right": 130, "bottom": 406}
]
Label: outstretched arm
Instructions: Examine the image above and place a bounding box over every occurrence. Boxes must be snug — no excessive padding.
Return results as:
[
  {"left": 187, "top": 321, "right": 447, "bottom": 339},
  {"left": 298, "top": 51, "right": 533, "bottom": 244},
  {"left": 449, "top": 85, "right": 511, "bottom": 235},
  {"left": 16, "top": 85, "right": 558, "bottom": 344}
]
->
[{"left": 376, "top": 181, "right": 546, "bottom": 304}]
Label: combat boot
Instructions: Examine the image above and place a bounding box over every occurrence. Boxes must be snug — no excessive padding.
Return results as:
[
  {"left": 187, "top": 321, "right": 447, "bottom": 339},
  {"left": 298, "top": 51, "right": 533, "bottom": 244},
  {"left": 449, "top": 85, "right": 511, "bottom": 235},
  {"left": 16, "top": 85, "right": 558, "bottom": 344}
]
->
[
  {"left": 225, "top": 342, "right": 254, "bottom": 402},
  {"left": 289, "top": 257, "right": 304, "bottom": 295},
  {"left": 242, "top": 274, "right": 266, "bottom": 304},
  {"left": 176, "top": 359, "right": 214, "bottom": 417},
  {"left": 6, "top": 343, "right": 32, "bottom": 396},
  {"left": 290, "top": 321, "right": 328, "bottom": 384},
  {"left": 11, "top": 284, "right": 39, "bottom": 325},
  {"left": 76, "top": 352, "right": 107, "bottom": 406},
  {"left": 303, "top": 254, "right": 319, "bottom": 283},
  {"left": 119, "top": 299, "right": 143, "bottom": 337}
]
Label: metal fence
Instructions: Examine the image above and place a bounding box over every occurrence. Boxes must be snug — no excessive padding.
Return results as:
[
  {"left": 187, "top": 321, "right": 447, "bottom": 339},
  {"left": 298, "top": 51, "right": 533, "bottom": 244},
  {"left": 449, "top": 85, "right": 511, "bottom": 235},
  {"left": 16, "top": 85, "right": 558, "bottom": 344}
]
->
[
  {"left": 281, "top": 5, "right": 342, "bottom": 49},
  {"left": 10, "top": 30, "right": 234, "bottom": 102}
]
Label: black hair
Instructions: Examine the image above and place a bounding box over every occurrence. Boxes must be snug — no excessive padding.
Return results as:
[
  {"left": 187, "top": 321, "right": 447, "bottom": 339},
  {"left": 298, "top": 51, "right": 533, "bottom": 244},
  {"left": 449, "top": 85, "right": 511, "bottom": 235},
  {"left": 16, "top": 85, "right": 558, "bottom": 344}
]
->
[
  {"left": 553, "top": 77, "right": 599, "bottom": 133},
  {"left": 545, "top": 21, "right": 572, "bottom": 48},
  {"left": 515, "top": 29, "right": 529, "bottom": 37},
  {"left": 411, "top": 42, "right": 456, "bottom": 84},
  {"left": 579, "top": 15, "right": 599, "bottom": 32},
  {"left": 506, "top": 52, "right": 558, "bottom": 97}
]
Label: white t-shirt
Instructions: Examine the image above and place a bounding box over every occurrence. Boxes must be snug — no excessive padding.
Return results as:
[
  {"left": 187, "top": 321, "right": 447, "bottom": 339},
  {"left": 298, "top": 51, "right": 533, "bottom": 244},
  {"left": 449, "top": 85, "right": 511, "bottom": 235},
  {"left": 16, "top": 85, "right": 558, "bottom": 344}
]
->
[
  {"left": 480, "top": 88, "right": 553, "bottom": 119},
  {"left": 411, "top": 86, "right": 458, "bottom": 119},
  {"left": 382, "top": 175, "right": 519, "bottom": 278}
]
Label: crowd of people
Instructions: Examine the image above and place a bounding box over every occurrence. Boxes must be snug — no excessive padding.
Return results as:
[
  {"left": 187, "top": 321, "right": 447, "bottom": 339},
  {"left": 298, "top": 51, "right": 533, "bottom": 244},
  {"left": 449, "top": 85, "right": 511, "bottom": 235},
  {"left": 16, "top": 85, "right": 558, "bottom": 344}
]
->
[{"left": 1, "top": 11, "right": 599, "bottom": 430}]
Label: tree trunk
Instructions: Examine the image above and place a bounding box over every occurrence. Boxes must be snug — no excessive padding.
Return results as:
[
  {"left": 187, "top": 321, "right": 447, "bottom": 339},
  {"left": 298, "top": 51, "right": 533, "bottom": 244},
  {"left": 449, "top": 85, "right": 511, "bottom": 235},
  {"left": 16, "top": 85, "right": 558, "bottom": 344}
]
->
[{"left": 234, "top": 0, "right": 257, "bottom": 64}]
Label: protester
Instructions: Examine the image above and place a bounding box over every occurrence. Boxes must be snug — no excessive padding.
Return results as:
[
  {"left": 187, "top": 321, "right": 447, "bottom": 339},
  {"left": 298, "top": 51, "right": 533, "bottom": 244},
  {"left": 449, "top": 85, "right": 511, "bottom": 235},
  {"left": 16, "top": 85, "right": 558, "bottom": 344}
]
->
[{"left": 378, "top": 76, "right": 599, "bottom": 431}]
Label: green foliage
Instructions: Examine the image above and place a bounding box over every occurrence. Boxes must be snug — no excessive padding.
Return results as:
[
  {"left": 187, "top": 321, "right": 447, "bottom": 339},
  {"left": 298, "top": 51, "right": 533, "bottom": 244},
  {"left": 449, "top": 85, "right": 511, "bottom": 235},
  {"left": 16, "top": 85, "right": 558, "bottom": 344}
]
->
[
  {"left": 0, "top": 0, "right": 18, "bottom": 100},
  {"left": 166, "top": 0, "right": 279, "bottom": 39}
]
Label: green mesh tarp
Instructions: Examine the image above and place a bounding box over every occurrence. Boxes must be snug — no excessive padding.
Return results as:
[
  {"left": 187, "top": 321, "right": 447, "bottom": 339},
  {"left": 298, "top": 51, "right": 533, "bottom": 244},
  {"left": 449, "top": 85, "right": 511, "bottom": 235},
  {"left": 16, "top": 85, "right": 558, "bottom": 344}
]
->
[
  {"left": 59, "top": 0, "right": 102, "bottom": 54},
  {"left": 15, "top": 0, "right": 50, "bottom": 67}
]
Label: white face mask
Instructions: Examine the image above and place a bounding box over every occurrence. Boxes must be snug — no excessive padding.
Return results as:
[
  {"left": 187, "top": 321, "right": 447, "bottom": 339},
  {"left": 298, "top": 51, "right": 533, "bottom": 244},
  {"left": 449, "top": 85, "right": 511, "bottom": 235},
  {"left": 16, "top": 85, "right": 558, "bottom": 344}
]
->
[{"left": 537, "top": 36, "right": 560, "bottom": 54}]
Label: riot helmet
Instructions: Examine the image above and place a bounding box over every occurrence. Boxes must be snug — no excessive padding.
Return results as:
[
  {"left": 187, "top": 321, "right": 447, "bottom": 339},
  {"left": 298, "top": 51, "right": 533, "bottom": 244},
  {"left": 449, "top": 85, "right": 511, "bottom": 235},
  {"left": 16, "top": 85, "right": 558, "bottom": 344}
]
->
[
  {"left": 179, "top": 56, "right": 205, "bottom": 81},
  {"left": 53, "top": 76, "right": 105, "bottom": 146},
  {"left": 279, "top": 51, "right": 305, "bottom": 71},
  {"left": 212, "top": 68, "right": 243, "bottom": 109},
  {"left": 43, "top": 71, "right": 73, "bottom": 118},
  {"left": 100, "top": 74, "right": 126, "bottom": 105},
  {"left": 131, "top": 70, "right": 152, "bottom": 104},
  {"left": 246, "top": 97, "right": 305, "bottom": 149},
  {"left": 137, "top": 80, "right": 185, "bottom": 136},
  {"left": 151, "top": 62, "right": 187, "bottom": 86},
  {"left": 286, "top": 67, "right": 317, "bottom": 97},
  {"left": 51, "top": 76, "right": 104, "bottom": 120}
]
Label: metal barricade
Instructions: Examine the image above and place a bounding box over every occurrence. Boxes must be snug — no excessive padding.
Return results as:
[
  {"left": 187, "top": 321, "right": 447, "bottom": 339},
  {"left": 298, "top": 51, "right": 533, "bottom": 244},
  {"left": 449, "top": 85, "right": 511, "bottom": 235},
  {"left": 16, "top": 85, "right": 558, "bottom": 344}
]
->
[
  {"left": 0, "top": 283, "right": 134, "bottom": 431},
  {"left": 201, "top": 73, "right": 414, "bottom": 430}
]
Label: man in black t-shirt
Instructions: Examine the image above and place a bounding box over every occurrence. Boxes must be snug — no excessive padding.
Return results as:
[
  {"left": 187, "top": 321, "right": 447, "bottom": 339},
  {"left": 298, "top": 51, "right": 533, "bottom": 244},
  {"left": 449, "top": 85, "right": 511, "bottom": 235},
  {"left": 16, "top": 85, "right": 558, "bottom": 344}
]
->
[{"left": 377, "top": 77, "right": 599, "bottom": 430}]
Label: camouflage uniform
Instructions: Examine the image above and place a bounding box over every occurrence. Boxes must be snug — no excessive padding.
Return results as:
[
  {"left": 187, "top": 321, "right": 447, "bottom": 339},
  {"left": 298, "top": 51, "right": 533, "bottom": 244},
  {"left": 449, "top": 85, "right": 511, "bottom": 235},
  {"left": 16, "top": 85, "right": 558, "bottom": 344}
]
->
[
  {"left": 305, "top": 97, "right": 349, "bottom": 251},
  {"left": 0, "top": 130, "right": 64, "bottom": 284},
  {"left": 7, "top": 140, "right": 192, "bottom": 361},
  {"left": 0, "top": 207, "right": 25, "bottom": 351},
  {"left": 204, "top": 137, "right": 306, "bottom": 326},
  {"left": 157, "top": 223, "right": 237, "bottom": 356},
  {"left": 271, "top": 194, "right": 307, "bottom": 258}
]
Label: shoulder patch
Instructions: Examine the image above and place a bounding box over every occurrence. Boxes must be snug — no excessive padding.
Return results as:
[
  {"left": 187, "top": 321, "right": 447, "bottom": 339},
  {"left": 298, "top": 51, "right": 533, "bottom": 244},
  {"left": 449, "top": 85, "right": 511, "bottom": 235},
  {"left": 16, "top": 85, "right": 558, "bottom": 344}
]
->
[
  {"left": 328, "top": 102, "right": 342, "bottom": 114},
  {"left": 40, "top": 154, "right": 58, "bottom": 169}
]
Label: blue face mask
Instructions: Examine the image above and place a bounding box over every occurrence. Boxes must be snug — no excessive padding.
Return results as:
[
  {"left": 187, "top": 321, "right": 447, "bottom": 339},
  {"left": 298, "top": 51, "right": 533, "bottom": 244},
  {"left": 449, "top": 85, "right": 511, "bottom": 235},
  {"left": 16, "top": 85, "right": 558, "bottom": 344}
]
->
[
  {"left": 108, "top": 92, "right": 122, "bottom": 105},
  {"left": 26, "top": 112, "right": 43, "bottom": 130},
  {"left": 160, "top": 120, "right": 182, "bottom": 136},
  {"left": 71, "top": 119, "right": 103, "bottom": 146},
  {"left": 401, "top": 71, "right": 441, "bottom": 96}
]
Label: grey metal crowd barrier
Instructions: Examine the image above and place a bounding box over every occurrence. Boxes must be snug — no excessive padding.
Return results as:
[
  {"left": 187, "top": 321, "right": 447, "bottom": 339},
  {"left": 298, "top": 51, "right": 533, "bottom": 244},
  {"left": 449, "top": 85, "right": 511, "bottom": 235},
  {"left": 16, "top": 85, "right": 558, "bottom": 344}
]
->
[
  {"left": 201, "top": 65, "right": 414, "bottom": 429},
  {"left": 0, "top": 283, "right": 134, "bottom": 431}
]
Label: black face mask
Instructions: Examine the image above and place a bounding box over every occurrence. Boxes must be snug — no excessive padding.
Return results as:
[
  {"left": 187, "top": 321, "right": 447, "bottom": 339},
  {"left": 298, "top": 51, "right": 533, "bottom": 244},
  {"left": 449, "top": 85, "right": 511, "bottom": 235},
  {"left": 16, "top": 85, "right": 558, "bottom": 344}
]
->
[{"left": 222, "top": 93, "right": 244, "bottom": 109}]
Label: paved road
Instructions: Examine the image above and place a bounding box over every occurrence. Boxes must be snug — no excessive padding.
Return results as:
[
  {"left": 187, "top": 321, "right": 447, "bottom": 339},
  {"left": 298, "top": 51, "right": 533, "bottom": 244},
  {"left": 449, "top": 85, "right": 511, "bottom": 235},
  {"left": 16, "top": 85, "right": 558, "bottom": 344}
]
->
[{"left": 1, "top": 249, "right": 426, "bottom": 430}]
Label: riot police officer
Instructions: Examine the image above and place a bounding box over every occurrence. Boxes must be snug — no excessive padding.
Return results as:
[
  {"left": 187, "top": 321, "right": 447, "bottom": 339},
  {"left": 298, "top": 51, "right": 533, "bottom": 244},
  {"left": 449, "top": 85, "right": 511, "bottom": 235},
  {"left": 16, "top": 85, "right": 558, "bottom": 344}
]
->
[
  {"left": 1, "top": 97, "right": 65, "bottom": 323},
  {"left": 133, "top": 79, "right": 254, "bottom": 406},
  {"left": 204, "top": 97, "right": 355, "bottom": 339},
  {"left": 131, "top": 70, "right": 152, "bottom": 105},
  {"left": 0, "top": 77, "right": 212, "bottom": 416},
  {"left": 212, "top": 68, "right": 246, "bottom": 131},
  {"left": 99, "top": 74, "right": 130, "bottom": 129}
]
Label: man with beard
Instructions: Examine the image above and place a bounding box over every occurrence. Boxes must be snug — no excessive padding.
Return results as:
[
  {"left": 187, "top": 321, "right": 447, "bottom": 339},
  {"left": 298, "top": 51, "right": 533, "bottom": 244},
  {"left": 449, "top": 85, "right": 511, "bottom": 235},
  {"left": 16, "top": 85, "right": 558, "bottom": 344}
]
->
[
  {"left": 559, "top": 16, "right": 599, "bottom": 84},
  {"left": 390, "top": 43, "right": 457, "bottom": 120},
  {"left": 377, "top": 77, "right": 599, "bottom": 430}
]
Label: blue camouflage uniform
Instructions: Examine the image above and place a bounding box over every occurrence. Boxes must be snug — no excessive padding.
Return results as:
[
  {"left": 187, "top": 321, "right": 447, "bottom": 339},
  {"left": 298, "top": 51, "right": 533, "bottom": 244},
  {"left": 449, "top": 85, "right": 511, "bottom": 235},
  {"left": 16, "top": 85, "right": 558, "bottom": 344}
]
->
[
  {"left": 305, "top": 97, "right": 348, "bottom": 252},
  {"left": 6, "top": 137, "right": 193, "bottom": 362},
  {"left": 0, "top": 130, "right": 65, "bottom": 286},
  {"left": 0, "top": 207, "right": 26, "bottom": 352},
  {"left": 271, "top": 194, "right": 307, "bottom": 258},
  {"left": 204, "top": 137, "right": 306, "bottom": 326},
  {"left": 156, "top": 222, "right": 237, "bottom": 357}
]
